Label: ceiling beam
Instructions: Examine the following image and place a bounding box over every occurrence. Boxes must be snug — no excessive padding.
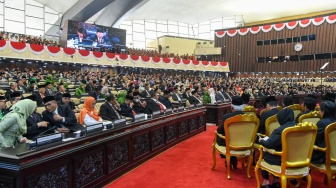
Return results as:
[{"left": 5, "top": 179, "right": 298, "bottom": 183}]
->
[{"left": 44, "top": 0, "right": 116, "bottom": 37}]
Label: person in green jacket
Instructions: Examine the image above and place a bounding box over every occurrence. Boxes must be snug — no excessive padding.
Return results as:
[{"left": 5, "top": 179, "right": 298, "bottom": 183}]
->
[
  {"left": 75, "top": 83, "right": 86, "bottom": 97},
  {"left": 0, "top": 99, "right": 36, "bottom": 148}
]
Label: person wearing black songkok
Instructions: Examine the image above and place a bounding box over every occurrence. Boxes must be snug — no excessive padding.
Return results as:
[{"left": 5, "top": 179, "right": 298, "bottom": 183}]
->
[{"left": 258, "top": 108, "right": 296, "bottom": 188}]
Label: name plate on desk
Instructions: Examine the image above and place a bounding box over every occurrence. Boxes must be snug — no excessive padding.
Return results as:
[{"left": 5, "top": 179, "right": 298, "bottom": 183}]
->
[
  {"left": 103, "top": 121, "right": 113, "bottom": 129},
  {"left": 152, "top": 111, "right": 161, "bottom": 118},
  {"left": 195, "top": 103, "right": 203, "bottom": 108},
  {"left": 165, "top": 108, "right": 172, "bottom": 115},
  {"left": 178, "top": 106, "right": 184, "bottom": 112},
  {"left": 114, "top": 118, "right": 126, "bottom": 126},
  {"left": 86, "top": 123, "right": 103, "bottom": 133},
  {"left": 189, "top": 105, "right": 195, "bottom": 109},
  {"left": 134, "top": 113, "right": 146, "bottom": 121},
  {"left": 36, "top": 133, "right": 62, "bottom": 147}
]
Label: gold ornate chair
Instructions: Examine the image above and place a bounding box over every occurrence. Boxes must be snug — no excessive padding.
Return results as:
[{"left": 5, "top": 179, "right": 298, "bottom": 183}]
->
[
  {"left": 211, "top": 114, "right": 259, "bottom": 179},
  {"left": 315, "top": 106, "right": 320, "bottom": 111},
  {"left": 71, "top": 98, "right": 80, "bottom": 105},
  {"left": 255, "top": 122, "right": 317, "bottom": 188},
  {"left": 310, "top": 122, "right": 336, "bottom": 188},
  {"left": 243, "top": 105, "right": 257, "bottom": 116},
  {"left": 298, "top": 111, "right": 321, "bottom": 124},
  {"left": 36, "top": 106, "right": 45, "bottom": 114},
  {"left": 260, "top": 106, "right": 282, "bottom": 116},
  {"left": 254, "top": 115, "right": 280, "bottom": 150},
  {"left": 285, "top": 104, "right": 304, "bottom": 120}
]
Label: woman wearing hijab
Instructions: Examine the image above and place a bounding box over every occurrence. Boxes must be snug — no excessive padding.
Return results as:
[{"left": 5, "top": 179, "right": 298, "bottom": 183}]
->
[
  {"left": 311, "top": 100, "right": 336, "bottom": 164},
  {"left": 75, "top": 83, "right": 86, "bottom": 97},
  {"left": 258, "top": 108, "right": 296, "bottom": 188},
  {"left": 78, "top": 96, "right": 102, "bottom": 126},
  {"left": 0, "top": 99, "right": 36, "bottom": 148}
]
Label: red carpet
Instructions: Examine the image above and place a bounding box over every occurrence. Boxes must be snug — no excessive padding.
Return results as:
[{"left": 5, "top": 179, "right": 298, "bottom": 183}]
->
[{"left": 106, "top": 126, "right": 329, "bottom": 188}]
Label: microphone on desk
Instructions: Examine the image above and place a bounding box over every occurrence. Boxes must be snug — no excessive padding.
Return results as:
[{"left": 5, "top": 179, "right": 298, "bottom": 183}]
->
[{"left": 38, "top": 125, "right": 57, "bottom": 137}]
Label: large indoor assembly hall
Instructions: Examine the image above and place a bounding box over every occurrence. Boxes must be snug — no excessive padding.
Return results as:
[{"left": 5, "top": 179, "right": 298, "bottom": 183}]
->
[{"left": 0, "top": 0, "right": 336, "bottom": 187}]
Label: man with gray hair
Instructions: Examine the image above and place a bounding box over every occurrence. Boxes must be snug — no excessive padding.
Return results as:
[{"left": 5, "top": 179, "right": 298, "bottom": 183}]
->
[{"left": 216, "top": 96, "right": 245, "bottom": 169}]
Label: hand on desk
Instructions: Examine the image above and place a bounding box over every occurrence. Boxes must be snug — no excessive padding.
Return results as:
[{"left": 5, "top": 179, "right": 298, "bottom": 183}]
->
[{"left": 56, "top": 127, "right": 70, "bottom": 133}]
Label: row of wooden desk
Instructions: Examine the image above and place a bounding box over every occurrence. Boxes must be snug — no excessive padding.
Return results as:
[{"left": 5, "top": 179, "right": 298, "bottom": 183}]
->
[{"left": 0, "top": 107, "right": 206, "bottom": 188}]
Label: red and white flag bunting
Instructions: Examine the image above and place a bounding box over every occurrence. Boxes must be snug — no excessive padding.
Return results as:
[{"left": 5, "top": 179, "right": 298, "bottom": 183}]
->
[
  {"left": 0, "top": 40, "right": 229, "bottom": 69},
  {"left": 216, "top": 14, "right": 336, "bottom": 38}
]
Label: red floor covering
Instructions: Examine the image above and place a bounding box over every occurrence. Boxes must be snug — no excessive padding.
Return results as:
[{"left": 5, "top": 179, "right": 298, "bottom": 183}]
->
[{"left": 106, "top": 126, "right": 329, "bottom": 188}]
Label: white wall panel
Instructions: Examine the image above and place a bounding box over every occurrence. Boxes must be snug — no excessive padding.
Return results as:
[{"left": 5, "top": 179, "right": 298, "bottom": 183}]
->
[
  {"left": 5, "top": 0, "right": 24, "bottom": 10},
  {"left": 0, "top": 3, "right": 3, "bottom": 15},
  {"left": 26, "top": 5, "right": 43, "bottom": 18},
  {"left": 5, "top": 20, "right": 24, "bottom": 33},
  {"left": 5, "top": 8, "right": 24, "bottom": 22},
  {"left": 26, "top": 16, "right": 44, "bottom": 30},
  {"left": 45, "top": 13, "right": 59, "bottom": 24}
]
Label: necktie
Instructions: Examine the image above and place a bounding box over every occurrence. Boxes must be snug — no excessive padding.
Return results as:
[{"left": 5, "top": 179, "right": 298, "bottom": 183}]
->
[
  {"left": 157, "top": 101, "right": 166, "bottom": 111},
  {"left": 112, "top": 106, "right": 121, "bottom": 119},
  {"left": 176, "top": 93, "right": 181, "bottom": 101},
  {"left": 41, "top": 94, "right": 45, "bottom": 99},
  {"left": 31, "top": 113, "right": 37, "bottom": 121}
]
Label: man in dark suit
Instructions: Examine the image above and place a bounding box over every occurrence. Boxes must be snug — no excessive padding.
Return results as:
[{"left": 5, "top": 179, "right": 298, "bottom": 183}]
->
[
  {"left": 23, "top": 95, "right": 49, "bottom": 140},
  {"left": 159, "top": 90, "right": 173, "bottom": 110},
  {"left": 0, "top": 96, "right": 8, "bottom": 121},
  {"left": 216, "top": 96, "right": 245, "bottom": 168},
  {"left": 133, "top": 92, "right": 150, "bottom": 114},
  {"left": 171, "top": 87, "right": 182, "bottom": 102},
  {"left": 294, "top": 97, "right": 316, "bottom": 123},
  {"left": 54, "top": 84, "right": 66, "bottom": 102},
  {"left": 188, "top": 90, "right": 202, "bottom": 105},
  {"left": 17, "top": 80, "right": 28, "bottom": 93},
  {"left": 85, "top": 80, "right": 95, "bottom": 94},
  {"left": 140, "top": 83, "right": 151, "bottom": 98},
  {"left": 258, "top": 96, "right": 279, "bottom": 135},
  {"left": 120, "top": 95, "right": 135, "bottom": 122},
  {"left": 89, "top": 86, "right": 105, "bottom": 100},
  {"left": 57, "top": 93, "right": 78, "bottom": 113},
  {"left": 42, "top": 96, "right": 84, "bottom": 132},
  {"left": 9, "top": 92, "right": 22, "bottom": 107},
  {"left": 182, "top": 88, "right": 191, "bottom": 100},
  {"left": 44, "top": 82, "right": 54, "bottom": 96},
  {"left": 5, "top": 82, "right": 17, "bottom": 100},
  {"left": 68, "top": 27, "right": 86, "bottom": 42},
  {"left": 88, "top": 28, "right": 111, "bottom": 46},
  {"left": 215, "top": 87, "right": 226, "bottom": 102},
  {"left": 33, "top": 84, "right": 46, "bottom": 107},
  {"left": 146, "top": 92, "right": 164, "bottom": 114},
  {"left": 99, "top": 94, "right": 122, "bottom": 121}
]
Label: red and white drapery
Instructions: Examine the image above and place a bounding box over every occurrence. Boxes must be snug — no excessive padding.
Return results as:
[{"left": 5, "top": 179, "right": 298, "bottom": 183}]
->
[
  {"left": 216, "top": 14, "right": 336, "bottom": 38},
  {"left": 0, "top": 40, "right": 229, "bottom": 69}
]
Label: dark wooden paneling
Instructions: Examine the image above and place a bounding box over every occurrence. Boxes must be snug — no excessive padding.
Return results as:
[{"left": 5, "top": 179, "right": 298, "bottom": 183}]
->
[{"left": 216, "top": 16, "right": 336, "bottom": 74}]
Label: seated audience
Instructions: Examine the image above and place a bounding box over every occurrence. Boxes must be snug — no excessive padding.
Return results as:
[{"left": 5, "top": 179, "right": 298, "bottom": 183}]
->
[
  {"left": 24, "top": 95, "right": 49, "bottom": 140},
  {"left": 99, "top": 94, "right": 122, "bottom": 121},
  {"left": 58, "top": 93, "right": 78, "bottom": 113},
  {"left": 78, "top": 96, "right": 103, "bottom": 126},
  {"left": 44, "top": 82, "right": 54, "bottom": 96},
  {"left": 282, "top": 96, "right": 294, "bottom": 107},
  {"left": 182, "top": 88, "right": 191, "bottom": 100},
  {"left": 215, "top": 87, "right": 226, "bottom": 102},
  {"left": 171, "top": 87, "right": 182, "bottom": 102},
  {"left": 9, "top": 92, "right": 22, "bottom": 107},
  {"left": 89, "top": 86, "right": 105, "bottom": 100},
  {"left": 17, "top": 80, "right": 28, "bottom": 93},
  {"left": 147, "top": 92, "right": 165, "bottom": 113},
  {"left": 258, "top": 108, "right": 296, "bottom": 188},
  {"left": 0, "top": 96, "right": 8, "bottom": 121},
  {"left": 75, "top": 83, "right": 86, "bottom": 97},
  {"left": 159, "top": 90, "right": 173, "bottom": 110},
  {"left": 216, "top": 96, "right": 245, "bottom": 168},
  {"left": 258, "top": 96, "right": 279, "bottom": 135},
  {"left": 0, "top": 99, "right": 36, "bottom": 148},
  {"left": 42, "top": 96, "right": 84, "bottom": 132},
  {"left": 311, "top": 100, "right": 336, "bottom": 164},
  {"left": 54, "top": 84, "right": 66, "bottom": 102},
  {"left": 188, "top": 90, "right": 202, "bottom": 105},
  {"left": 132, "top": 92, "right": 150, "bottom": 114},
  {"left": 120, "top": 95, "right": 135, "bottom": 122},
  {"left": 295, "top": 96, "right": 317, "bottom": 123},
  {"left": 5, "top": 82, "right": 18, "bottom": 100},
  {"left": 33, "top": 84, "right": 46, "bottom": 107}
]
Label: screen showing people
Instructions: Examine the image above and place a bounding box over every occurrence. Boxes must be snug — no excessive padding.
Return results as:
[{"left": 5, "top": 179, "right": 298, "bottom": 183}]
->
[{"left": 66, "top": 20, "right": 126, "bottom": 52}]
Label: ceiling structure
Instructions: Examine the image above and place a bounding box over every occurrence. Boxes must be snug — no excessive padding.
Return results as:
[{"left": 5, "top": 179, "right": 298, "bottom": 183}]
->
[{"left": 34, "top": 0, "right": 336, "bottom": 35}]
